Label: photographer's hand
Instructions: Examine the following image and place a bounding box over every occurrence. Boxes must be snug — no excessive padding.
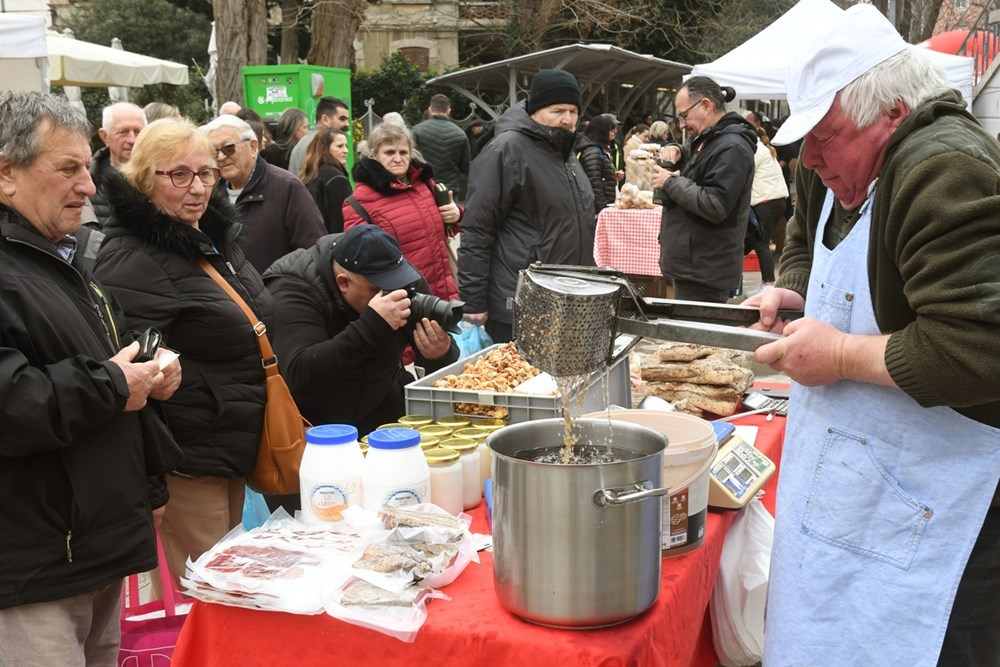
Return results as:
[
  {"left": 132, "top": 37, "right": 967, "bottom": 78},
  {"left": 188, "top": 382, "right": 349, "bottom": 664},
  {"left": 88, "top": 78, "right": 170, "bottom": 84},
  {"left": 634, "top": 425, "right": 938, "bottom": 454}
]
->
[
  {"left": 368, "top": 289, "right": 411, "bottom": 330},
  {"left": 414, "top": 319, "right": 452, "bottom": 360}
]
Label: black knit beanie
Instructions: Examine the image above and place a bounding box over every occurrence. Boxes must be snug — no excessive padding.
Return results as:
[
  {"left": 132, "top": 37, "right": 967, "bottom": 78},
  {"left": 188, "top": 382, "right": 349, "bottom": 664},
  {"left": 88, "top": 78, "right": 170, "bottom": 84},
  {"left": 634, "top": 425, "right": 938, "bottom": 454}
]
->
[{"left": 526, "top": 69, "right": 582, "bottom": 115}]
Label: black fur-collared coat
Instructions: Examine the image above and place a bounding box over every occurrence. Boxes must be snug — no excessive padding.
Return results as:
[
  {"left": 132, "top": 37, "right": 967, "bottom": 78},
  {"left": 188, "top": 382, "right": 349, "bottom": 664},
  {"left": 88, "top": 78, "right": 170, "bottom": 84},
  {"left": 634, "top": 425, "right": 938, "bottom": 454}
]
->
[{"left": 96, "top": 172, "right": 274, "bottom": 478}]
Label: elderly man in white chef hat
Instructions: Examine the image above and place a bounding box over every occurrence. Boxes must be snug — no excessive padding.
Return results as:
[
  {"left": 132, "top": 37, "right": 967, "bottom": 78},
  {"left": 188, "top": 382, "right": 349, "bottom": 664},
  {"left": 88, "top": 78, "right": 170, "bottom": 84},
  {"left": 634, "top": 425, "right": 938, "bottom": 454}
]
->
[{"left": 743, "top": 5, "right": 1000, "bottom": 666}]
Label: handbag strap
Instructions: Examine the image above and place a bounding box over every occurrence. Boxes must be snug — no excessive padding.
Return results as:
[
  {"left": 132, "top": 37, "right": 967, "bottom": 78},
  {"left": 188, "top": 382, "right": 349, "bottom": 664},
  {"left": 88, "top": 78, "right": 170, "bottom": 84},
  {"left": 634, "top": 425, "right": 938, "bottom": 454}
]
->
[
  {"left": 346, "top": 195, "right": 375, "bottom": 226},
  {"left": 198, "top": 258, "right": 278, "bottom": 376}
]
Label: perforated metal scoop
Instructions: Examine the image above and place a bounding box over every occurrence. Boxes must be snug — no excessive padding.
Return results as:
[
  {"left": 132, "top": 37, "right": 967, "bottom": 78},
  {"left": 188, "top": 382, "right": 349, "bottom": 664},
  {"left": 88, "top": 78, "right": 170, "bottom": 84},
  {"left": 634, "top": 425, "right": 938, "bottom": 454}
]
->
[
  {"left": 512, "top": 269, "right": 621, "bottom": 376},
  {"left": 513, "top": 264, "right": 800, "bottom": 377}
]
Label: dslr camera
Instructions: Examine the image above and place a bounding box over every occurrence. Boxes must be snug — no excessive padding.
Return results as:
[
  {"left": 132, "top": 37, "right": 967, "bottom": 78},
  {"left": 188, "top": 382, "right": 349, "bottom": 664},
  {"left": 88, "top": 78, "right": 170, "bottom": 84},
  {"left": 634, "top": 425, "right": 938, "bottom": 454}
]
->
[{"left": 399, "top": 284, "right": 465, "bottom": 334}]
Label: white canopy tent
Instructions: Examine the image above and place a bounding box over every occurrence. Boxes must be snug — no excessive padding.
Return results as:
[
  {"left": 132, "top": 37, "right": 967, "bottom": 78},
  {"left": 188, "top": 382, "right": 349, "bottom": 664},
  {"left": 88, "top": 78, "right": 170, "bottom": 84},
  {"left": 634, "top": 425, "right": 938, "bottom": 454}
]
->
[
  {"left": 46, "top": 30, "right": 189, "bottom": 88},
  {"left": 0, "top": 15, "right": 48, "bottom": 92},
  {"left": 690, "top": 0, "right": 974, "bottom": 105}
]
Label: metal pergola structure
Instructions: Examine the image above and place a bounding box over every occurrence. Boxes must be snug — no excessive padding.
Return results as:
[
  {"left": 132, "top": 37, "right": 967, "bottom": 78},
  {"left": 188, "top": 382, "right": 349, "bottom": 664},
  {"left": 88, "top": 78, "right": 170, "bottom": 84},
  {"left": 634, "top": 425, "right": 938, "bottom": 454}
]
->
[{"left": 425, "top": 43, "right": 692, "bottom": 122}]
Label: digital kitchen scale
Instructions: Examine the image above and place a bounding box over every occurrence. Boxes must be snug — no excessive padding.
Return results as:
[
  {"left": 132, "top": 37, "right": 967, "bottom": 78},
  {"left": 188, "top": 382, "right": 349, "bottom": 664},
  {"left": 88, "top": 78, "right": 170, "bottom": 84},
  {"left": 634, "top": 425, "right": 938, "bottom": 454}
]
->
[{"left": 707, "top": 429, "right": 776, "bottom": 509}]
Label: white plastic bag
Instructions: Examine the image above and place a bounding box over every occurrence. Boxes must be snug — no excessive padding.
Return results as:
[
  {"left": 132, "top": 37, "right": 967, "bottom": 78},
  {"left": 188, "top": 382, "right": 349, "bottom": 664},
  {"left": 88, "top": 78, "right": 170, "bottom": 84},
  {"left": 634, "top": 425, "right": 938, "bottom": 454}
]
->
[{"left": 709, "top": 496, "right": 774, "bottom": 667}]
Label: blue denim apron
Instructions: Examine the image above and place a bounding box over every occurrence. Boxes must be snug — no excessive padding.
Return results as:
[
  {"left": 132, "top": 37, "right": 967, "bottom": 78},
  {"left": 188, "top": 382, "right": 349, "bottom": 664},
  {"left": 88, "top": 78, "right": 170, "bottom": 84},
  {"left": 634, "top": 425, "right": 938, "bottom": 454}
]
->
[{"left": 763, "top": 186, "right": 1000, "bottom": 666}]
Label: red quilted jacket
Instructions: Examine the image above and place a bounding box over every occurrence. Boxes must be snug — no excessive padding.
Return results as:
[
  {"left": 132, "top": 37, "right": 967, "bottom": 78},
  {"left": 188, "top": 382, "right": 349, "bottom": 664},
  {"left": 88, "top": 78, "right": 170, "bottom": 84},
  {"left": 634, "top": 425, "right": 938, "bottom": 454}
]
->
[{"left": 342, "top": 157, "right": 459, "bottom": 302}]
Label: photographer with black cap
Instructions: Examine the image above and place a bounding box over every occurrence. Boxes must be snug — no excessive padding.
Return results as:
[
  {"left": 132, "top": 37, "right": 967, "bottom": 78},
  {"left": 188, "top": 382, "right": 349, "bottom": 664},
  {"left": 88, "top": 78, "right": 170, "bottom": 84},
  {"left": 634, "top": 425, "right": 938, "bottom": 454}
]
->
[{"left": 264, "top": 225, "right": 459, "bottom": 438}]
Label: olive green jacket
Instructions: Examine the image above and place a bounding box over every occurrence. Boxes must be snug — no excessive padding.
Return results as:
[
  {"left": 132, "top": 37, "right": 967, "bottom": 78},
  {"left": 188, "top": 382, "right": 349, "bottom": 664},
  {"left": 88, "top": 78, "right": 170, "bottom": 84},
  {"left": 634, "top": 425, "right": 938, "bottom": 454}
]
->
[{"left": 778, "top": 90, "right": 1000, "bottom": 428}]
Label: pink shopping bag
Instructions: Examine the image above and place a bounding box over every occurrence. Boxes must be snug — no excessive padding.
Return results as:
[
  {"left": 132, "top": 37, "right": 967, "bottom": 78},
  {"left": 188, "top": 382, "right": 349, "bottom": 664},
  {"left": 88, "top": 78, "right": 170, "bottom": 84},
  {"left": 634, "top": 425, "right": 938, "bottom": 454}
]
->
[{"left": 118, "top": 533, "right": 189, "bottom": 667}]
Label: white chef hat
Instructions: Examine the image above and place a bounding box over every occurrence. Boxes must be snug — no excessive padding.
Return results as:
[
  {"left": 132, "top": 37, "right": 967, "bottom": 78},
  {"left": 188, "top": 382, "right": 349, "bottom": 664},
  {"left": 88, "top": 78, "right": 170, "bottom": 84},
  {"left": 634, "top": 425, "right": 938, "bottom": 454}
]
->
[{"left": 772, "top": 4, "right": 908, "bottom": 146}]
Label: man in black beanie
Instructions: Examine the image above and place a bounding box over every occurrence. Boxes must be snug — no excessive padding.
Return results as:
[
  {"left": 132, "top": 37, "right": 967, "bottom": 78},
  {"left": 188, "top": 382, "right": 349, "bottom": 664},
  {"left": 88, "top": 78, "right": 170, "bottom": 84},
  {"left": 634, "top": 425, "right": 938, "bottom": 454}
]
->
[{"left": 459, "top": 69, "right": 595, "bottom": 343}]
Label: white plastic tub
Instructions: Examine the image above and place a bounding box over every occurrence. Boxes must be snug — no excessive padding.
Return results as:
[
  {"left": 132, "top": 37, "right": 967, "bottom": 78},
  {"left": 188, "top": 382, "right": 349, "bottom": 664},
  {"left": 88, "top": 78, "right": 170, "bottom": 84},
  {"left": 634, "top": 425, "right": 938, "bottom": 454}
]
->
[{"left": 585, "top": 410, "right": 717, "bottom": 556}]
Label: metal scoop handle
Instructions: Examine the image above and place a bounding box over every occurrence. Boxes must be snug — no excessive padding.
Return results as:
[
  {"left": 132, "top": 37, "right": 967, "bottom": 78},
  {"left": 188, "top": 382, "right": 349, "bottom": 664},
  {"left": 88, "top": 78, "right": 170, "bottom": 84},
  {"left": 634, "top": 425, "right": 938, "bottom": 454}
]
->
[{"left": 617, "top": 317, "right": 783, "bottom": 352}]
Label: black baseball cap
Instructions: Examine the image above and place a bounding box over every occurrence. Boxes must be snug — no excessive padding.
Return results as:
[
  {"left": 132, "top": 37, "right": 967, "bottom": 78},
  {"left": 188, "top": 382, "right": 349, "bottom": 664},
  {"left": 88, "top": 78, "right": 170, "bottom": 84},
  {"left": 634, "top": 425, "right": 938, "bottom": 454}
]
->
[{"left": 330, "top": 225, "right": 421, "bottom": 291}]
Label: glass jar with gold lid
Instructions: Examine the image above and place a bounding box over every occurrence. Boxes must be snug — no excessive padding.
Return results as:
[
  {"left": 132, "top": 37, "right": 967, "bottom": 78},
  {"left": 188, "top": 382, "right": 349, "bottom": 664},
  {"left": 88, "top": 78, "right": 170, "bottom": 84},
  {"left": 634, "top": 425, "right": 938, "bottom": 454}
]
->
[
  {"left": 376, "top": 422, "right": 408, "bottom": 430},
  {"left": 399, "top": 414, "right": 434, "bottom": 428},
  {"left": 453, "top": 427, "right": 488, "bottom": 442},
  {"left": 436, "top": 415, "right": 472, "bottom": 430},
  {"left": 440, "top": 438, "right": 481, "bottom": 510},
  {"left": 418, "top": 424, "right": 453, "bottom": 440}
]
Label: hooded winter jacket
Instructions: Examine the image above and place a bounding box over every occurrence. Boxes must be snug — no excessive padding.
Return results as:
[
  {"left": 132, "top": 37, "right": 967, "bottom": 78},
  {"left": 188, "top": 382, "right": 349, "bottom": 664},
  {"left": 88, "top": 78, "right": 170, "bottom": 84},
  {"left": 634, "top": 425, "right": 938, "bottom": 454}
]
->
[
  {"left": 458, "top": 103, "right": 596, "bottom": 323},
  {"left": 0, "top": 206, "right": 157, "bottom": 609},
  {"left": 264, "top": 235, "right": 459, "bottom": 435},
  {"left": 96, "top": 172, "right": 274, "bottom": 478},
  {"left": 657, "top": 112, "right": 757, "bottom": 292},
  {"left": 342, "top": 157, "right": 459, "bottom": 302}
]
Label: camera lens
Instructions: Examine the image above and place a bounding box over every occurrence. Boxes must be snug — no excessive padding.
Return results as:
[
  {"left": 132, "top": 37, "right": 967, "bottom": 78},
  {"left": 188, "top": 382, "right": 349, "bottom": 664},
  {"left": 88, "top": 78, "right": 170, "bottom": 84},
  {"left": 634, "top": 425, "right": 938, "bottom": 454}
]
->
[{"left": 410, "top": 292, "right": 465, "bottom": 333}]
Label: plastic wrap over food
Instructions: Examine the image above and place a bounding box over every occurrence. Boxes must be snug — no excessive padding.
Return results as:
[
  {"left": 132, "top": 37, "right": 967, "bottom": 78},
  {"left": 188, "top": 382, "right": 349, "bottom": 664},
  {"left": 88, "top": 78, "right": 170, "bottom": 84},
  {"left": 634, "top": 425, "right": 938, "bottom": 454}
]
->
[{"left": 324, "top": 578, "right": 449, "bottom": 643}]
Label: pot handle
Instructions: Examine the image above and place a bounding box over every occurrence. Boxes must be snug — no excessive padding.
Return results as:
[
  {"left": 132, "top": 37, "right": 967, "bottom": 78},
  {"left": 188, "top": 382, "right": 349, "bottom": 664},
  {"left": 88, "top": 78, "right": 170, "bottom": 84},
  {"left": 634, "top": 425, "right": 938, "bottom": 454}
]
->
[{"left": 593, "top": 483, "right": 670, "bottom": 508}]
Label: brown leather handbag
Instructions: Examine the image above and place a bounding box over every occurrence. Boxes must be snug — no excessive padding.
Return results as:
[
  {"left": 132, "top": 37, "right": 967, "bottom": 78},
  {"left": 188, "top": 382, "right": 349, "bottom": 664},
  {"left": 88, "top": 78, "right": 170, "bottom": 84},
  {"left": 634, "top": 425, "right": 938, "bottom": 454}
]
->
[{"left": 199, "top": 259, "right": 308, "bottom": 495}]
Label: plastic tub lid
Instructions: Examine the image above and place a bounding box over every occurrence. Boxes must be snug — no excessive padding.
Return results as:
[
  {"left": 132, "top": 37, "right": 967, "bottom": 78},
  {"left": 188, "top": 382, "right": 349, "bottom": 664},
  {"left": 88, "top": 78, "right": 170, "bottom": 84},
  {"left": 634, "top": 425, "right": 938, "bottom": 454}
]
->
[
  {"left": 306, "top": 424, "right": 359, "bottom": 445},
  {"left": 367, "top": 428, "right": 422, "bottom": 450},
  {"left": 584, "top": 410, "right": 716, "bottom": 464}
]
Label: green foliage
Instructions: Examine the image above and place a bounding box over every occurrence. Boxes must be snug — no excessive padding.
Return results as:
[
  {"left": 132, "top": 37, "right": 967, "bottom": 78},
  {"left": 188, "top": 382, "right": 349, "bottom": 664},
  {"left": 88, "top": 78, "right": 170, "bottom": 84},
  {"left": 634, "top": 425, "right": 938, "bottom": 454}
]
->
[
  {"left": 62, "top": 0, "right": 213, "bottom": 144},
  {"left": 351, "top": 53, "right": 434, "bottom": 127}
]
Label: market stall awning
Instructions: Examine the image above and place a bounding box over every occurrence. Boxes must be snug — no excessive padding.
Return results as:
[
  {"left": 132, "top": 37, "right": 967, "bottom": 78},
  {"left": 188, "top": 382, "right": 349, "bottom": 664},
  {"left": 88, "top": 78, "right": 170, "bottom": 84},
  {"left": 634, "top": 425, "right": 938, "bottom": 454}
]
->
[
  {"left": 46, "top": 31, "right": 189, "bottom": 88},
  {"left": 425, "top": 43, "right": 691, "bottom": 120}
]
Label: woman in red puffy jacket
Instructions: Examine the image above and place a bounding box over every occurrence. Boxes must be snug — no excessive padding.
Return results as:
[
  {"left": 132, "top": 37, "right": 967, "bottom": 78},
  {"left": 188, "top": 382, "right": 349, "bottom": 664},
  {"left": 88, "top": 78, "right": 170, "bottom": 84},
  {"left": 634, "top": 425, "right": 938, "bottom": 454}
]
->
[{"left": 342, "top": 122, "right": 461, "bottom": 301}]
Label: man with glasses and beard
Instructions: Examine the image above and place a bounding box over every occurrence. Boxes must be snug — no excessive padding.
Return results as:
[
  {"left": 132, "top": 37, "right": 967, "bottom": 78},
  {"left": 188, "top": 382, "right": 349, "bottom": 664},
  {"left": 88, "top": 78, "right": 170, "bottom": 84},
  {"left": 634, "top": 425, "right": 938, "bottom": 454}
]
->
[
  {"left": 650, "top": 77, "right": 757, "bottom": 303},
  {"left": 202, "top": 115, "right": 325, "bottom": 273}
]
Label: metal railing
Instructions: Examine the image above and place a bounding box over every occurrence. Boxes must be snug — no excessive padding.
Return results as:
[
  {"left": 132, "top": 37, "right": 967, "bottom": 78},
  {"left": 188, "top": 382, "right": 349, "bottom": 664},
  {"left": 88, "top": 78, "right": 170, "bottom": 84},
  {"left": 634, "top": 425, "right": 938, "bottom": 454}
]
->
[{"left": 957, "top": 0, "right": 1000, "bottom": 87}]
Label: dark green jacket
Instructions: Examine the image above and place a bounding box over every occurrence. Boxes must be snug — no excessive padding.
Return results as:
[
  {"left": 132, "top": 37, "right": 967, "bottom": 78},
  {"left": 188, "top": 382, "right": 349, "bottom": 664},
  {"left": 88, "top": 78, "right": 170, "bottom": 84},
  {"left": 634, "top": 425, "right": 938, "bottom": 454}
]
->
[
  {"left": 779, "top": 90, "right": 1000, "bottom": 427},
  {"left": 412, "top": 115, "right": 471, "bottom": 200}
]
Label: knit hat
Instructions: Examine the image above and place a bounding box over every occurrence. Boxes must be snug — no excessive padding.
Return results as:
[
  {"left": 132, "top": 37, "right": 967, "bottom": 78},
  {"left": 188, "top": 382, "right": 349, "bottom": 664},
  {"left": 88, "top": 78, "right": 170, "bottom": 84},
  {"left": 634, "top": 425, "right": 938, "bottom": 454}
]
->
[
  {"left": 772, "top": 4, "right": 908, "bottom": 145},
  {"left": 526, "top": 69, "right": 582, "bottom": 115},
  {"left": 330, "top": 225, "right": 421, "bottom": 291}
]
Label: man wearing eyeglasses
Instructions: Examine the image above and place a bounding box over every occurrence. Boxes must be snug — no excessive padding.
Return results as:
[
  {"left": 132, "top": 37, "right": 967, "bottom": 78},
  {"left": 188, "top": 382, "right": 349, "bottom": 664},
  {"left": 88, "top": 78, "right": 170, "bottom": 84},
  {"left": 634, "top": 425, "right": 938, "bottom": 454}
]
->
[
  {"left": 89, "top": 102, "right": 147, "bottom": 228},
  {"left": 650, "top": 77, "right": 757, "bottom": 303},
  {"left": 202, "top": 115, "right": 325, "bottom": 273}
]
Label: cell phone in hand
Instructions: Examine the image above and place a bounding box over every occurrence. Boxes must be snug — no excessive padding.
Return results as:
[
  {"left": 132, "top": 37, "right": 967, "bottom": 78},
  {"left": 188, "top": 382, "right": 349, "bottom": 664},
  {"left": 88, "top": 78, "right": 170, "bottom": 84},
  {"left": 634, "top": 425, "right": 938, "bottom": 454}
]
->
[{"left": 134, "top": 328, "right": 162, "bottom": 363}]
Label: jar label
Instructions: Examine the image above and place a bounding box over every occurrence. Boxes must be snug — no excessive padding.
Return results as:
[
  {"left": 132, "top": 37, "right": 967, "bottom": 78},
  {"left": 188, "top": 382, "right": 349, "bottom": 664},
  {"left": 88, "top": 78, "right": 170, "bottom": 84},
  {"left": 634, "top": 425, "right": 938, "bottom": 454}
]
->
[
  {"left": 307, "top": 483, "right": 353, "bottom": 521},
  {"left": 382, "top": 486, "right": 426, "bottom": 508}
]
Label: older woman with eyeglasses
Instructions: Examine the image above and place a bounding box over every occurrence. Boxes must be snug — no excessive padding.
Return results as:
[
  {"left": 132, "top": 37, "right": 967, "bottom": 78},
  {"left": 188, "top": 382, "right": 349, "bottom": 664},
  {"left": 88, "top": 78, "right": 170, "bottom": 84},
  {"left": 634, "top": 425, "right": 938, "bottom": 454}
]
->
[{"left": 95, "top": 118, "right": 274, "bottom": 590}]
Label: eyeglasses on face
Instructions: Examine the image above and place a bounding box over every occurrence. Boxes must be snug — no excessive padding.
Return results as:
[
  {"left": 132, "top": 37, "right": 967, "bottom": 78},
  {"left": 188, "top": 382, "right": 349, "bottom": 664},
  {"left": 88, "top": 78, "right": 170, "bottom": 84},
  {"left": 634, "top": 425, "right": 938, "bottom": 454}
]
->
[
  {"left": 216, "top": 138, "right": 251, "bottom": 158},
  {"left": 677, "top": 99, "right": 703, "bottom": 121},
  {"left": 154, "top": 168, "right": 222, "bottom": 188}
]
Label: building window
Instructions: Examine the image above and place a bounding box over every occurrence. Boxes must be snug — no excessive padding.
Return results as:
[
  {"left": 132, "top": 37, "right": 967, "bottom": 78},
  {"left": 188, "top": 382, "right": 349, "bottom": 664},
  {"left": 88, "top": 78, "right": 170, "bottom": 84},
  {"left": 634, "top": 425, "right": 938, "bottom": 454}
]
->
[{"left": 399, "top": 47, "right": 430, "bottom": 72}]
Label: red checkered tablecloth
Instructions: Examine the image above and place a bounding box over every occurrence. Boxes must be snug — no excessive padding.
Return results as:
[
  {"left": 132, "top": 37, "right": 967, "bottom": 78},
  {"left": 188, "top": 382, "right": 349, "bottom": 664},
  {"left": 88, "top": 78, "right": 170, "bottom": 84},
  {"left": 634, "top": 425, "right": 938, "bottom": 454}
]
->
[{"left": 594, "top": 206, "right": 663, "bottom": 276}]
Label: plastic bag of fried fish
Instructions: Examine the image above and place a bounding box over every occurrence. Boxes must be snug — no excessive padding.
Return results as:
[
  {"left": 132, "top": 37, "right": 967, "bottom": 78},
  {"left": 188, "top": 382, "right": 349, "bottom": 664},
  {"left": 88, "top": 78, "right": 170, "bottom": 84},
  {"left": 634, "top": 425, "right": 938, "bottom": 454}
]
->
[
  {"left": 323, "top": 504, "right": 479, "bottom": 642},
  {"left": 181, "top": 508, "right": 379, "bottom": 615}
]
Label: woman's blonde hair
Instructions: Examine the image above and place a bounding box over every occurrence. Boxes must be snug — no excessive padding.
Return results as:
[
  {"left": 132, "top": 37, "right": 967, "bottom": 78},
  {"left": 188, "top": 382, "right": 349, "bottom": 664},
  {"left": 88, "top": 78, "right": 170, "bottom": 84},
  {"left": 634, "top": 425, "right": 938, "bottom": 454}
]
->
[
  {"left": 648, "top": 120, "right": 669, "bottom": 141},
  {"left": 121, "top": 118, "right": 217, "bottom": 197}
]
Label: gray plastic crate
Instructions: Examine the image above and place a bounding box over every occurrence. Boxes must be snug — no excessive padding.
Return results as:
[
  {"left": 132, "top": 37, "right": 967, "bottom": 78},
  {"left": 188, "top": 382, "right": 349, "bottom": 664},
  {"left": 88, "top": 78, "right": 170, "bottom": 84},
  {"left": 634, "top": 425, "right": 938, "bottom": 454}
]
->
[{"left": 405, "top": 343, "right": 632, "bottom": 423}]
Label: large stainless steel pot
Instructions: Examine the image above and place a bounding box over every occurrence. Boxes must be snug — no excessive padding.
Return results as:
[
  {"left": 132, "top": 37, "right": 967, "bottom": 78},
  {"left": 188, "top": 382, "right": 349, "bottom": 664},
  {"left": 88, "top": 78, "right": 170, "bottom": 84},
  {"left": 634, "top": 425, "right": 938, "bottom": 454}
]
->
[{"left": 489, "top": 418, "right": 669, "bottom": 628}]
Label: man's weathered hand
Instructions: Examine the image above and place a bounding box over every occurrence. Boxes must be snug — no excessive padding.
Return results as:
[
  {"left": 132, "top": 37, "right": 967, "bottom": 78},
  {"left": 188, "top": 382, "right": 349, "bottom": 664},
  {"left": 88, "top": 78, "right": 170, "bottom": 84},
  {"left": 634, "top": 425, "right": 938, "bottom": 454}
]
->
[
  {"left": 650, "top": 164, "right": 678, "bottom": 190},
  {"left": 754, "top": 317, "right": 848, "bottom": 386},
  {"left": 109, "top": 342, "right": 163, "bottom": 412},
  {"left": 369, "top": 289, "right": 411, "bottom": 330},
  {"left": 745, "top": 287, "right": 804, "bottom": 333},
  {"left": 659, "top": 145, "right": 682, "bottom": 163},
  {"left": 413, "top": 318, "right": 452, "bottom": 360},
  {"left": 150, "top": 349, "right": 182, "bottom": 401}
]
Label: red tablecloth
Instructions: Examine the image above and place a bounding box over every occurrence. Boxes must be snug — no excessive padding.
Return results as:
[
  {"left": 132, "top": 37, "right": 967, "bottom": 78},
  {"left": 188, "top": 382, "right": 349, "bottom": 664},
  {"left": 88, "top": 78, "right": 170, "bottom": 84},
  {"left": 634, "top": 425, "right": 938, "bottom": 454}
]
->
[
  {"left": 172, "top": 411, "right": 785, "bottom": 667},
  {"left": 594, "top": 206, "right": 663, "bottom": 276}
]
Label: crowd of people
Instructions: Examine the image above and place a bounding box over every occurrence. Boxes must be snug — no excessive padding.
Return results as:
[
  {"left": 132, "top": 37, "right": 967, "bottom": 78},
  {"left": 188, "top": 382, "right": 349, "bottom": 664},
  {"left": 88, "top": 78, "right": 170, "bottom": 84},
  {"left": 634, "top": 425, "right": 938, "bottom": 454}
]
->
[{"left": 1, "top": 12, "right": 997, "bottom": 663}]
